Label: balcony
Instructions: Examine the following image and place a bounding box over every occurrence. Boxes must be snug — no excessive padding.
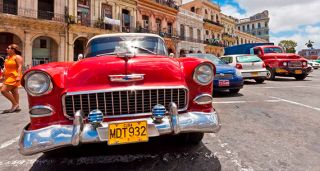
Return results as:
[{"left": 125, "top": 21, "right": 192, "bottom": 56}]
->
[
  {"left": 179, "top": 35, "right": 203, "bottom": 43},
  {"left": 203, "top": 19, "right": 224, "bottom": 28},
  {"left": 204, "top": 39, "right": 226, "bottom": 47},
  {"left": 154, "top": 0, "right": 179, "bottom": 10},
  {"left": 0, "top": 5, "right": 65, "bottom": 22}
]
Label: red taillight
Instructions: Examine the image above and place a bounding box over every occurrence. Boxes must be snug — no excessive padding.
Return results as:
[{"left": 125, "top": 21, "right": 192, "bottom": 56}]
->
[
  {"left": 262, "top": 63, "right": 266, "bottom": 68},
  {"left": 236, "top": 63, "right": 242, "bottom": 69}
]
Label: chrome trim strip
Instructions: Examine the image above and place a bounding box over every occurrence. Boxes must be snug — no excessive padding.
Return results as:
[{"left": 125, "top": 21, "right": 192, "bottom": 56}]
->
[
  {"left": 193, "top": 94, "right": 213, "bottom": 105},
  {"left": 109, "top": 74, "right": 145, "bottom": 82},
  {"left": 66, "top": 86, "right": 188, "bottom": 95},
  {"left": 103, "top": 93, "right": 107, "bottom": 115},
  {"left": 72, "top": 96, "right": 75, "bottom": 114},
  {"left": 29, "top": 105, "right": 54, "bottom": 118},
  {"left": 62, "top": 86, "right": 189, "bottom": 119}
]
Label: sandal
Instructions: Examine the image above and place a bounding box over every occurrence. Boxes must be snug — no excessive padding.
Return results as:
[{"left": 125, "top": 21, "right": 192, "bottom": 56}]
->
[{"left": 2, "top": 105, "right": 20, "bottom": 114}]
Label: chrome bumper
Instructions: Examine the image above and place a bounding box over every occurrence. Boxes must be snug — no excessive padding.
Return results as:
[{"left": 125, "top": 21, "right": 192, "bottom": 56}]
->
[{"left": 19, "top": 103, "right": 220, "bottom": 156}]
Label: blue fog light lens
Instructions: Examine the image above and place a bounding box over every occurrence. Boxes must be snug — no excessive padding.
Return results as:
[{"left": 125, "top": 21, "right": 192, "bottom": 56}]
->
[
  {"left": 88, "top": 109, "right": 103, "bottom": 125},
  {"left": 152, "top": 104, "right": 166, "bottom": 121}
]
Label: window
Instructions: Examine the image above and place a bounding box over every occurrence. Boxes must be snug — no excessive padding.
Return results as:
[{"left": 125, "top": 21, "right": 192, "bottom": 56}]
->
[
  {"left": 242, "top": 26, "right": 245, "bottom": 31},
  {"left": 265, "top": 21, "right": 268, "bottom": 27},
  {"left": 238, "top": 26, "right": 241, "bottom": 30},
  {"left": 156, "top": 19, "right": 162, "bottom": 33},
  {"left": 191, "top": 7, "right": 195, "bottom": 12},
  {"left": 40, "top": 39, "right": 47, "bottom": 48},
  {"left": 216, "top": 15, "right": 219, "bottom": 23},
  {"left": 265, "top": 30, "right": 269, "bottom": 34},
  {"left": 197, "top": 29, "right": 201, "bottom": 41},
  {"left": 167, "top": 23, "right": 173, "bottom": 35},
  {"left": 189, "top": 27, "right": 193, "bottom": 39},
  {"left": 258, "top": 31, "right": 261, "bottom": 35},
  {"left": 3, "top": 0, "right": 18, "bottom": 15},
  {"left": 221, "top": 57, "right": 233, "bottom": 64},
  {"left": 38, "top": 0, "right": 54, "bottom": 20},
  {"left": 258, "top": 23, "right": 261, "bottom": 28},
  {"left": 180, "top": 24, "right": 185, "bottom": 39},
  {"left": 122, "top": 9, "right": 131, "bottom": 32},
  {"left": 142, "top": 15, "right": 149, "bottom": 29},
  {"left": 252, "top": 24, "right": 255, "bottom": 29},
  {"left": 247, "top": 25, "right": 250, "bottom": 31}
]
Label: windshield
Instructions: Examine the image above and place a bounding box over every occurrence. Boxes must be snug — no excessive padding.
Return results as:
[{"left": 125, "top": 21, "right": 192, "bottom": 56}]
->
[
  {"left": 185, "top": 53, "right": 227, "bottom": 65},
  {"left": 263, "top": 47, "right": 283, "bottom": 54},
  {"left": 237, "top": 55, "right": 262, "bottom": 63},
  {"left": 84, "top": 35, "right": 168, "bottom": 57}
]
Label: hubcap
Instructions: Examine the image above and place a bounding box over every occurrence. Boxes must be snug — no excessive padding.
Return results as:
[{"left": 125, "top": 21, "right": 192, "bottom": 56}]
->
[{"left": 266, "top": 70, "right": 271, "bottom": 79}]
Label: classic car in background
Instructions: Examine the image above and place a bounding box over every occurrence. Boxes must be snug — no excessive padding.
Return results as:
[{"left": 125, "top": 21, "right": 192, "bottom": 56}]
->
[
  {"left": 220, "top": 54, "right": 267, "bottom": 83},
  {"left": 19, "top": 33, "right": 221, "bottom": 155},
  {"left": 186, "top": 53, "right": 244, "bottom": 94},
  {"left": 225, "top": 44, "right": 309, "bottom": 80}
]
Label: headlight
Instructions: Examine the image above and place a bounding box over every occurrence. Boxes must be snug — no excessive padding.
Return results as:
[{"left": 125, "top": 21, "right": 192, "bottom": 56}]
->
[
  {"left": 235, "top": 69, "right": 242, "bottom": 77},
  {"left": 282, "top": 62, "right": 288, "bottom": 66},
  {"left": 25, "top": 71, "right": 52, "bottom": 96},
  {"left": 193, "top": 63, "right": 214, "bottom": 85}
]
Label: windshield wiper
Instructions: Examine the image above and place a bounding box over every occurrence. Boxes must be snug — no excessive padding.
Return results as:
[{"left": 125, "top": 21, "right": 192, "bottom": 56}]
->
[
  {"left": 96, "top": 52, "right": 119, "bottom": 56},
  {"left": 131, "top": 46, "right": 157, "bottom": 55}
]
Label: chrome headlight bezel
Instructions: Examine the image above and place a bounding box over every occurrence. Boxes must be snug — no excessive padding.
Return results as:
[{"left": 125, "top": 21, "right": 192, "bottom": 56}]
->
[
  {"left": 193, "top": 63, "right": 214, "bottom": 86},
  {"left": 24, "top": 71, "right": 53, "bottom": 96}
]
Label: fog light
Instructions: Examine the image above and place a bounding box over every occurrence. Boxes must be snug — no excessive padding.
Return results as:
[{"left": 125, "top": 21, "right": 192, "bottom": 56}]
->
[
  {"left": 152, "top": 104, "right": 166, "bottom": 123},
  {"left": 88, "top": 109, "right": 103, "bottom": 127},
  {"left": 193, "top": 94, "right": 213, "bottom": 105},
  {"left": 29, "top": 105, "right": 53, "bottom": 117}
]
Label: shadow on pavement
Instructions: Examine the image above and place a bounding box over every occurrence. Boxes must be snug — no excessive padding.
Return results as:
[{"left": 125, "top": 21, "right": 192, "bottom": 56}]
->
[
  {"left": 213, "top": 91, "right": 244, "bottom": 98},
  {"left": 29, "top": 135, "right": 221, "bottom": 171}
]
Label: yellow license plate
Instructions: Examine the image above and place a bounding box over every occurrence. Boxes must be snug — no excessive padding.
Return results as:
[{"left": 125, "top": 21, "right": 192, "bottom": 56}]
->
[
  {"left": 252, "top": 72, "right": 258, "bottom": 77},
  {"left": 295, "top": 70, "right": 302, "bottom": 74},
  {"left": 108, "top": 121, "right": 148, "bottom": 145}
]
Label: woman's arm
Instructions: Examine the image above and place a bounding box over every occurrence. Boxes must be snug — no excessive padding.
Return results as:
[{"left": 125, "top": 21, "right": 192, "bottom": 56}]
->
[{"left": 15, "top": 55, "right": 23, "bottom": 81}]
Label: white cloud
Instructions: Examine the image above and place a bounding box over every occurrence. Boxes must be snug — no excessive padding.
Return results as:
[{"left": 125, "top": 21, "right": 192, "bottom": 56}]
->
[{"left": 219, "top": 0, "right": 320, "bottom": 51}]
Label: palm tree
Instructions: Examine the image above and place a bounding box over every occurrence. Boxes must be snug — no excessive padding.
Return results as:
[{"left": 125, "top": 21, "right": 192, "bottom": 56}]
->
[{"left": 305, "top": 40, "right": 314, "bottom": 49}]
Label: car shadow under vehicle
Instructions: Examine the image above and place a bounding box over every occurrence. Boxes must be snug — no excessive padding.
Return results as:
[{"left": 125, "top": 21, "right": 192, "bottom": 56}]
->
[
  {"left": 29, "top": 135, "right": 221, "bottom": 171},
  {"left": 213, "top": 91, "right": 244, "bottom": 98}
]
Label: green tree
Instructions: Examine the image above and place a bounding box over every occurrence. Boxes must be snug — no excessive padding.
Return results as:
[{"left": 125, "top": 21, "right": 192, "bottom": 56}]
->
[{"left": 278, "top": 40, "right": 297, "bottom": 53}]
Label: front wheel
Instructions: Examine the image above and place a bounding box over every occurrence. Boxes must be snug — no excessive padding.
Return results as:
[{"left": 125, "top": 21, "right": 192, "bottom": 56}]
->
[
  {"left": 266, "top": 68, "right": 275, "bottom": 80},
  {"left": 254, "top": 78, "right": 265, "bottom": 84},
  {"left": 294, "top": 74, "right": 307, "bottom": 80},
  {"left": 229, "top": 89, "right": 240, "bottom": 94}
]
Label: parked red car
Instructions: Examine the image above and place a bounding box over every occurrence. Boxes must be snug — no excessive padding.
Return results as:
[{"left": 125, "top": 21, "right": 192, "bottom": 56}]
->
[
  {"left": 225, "top": 44, "right": 309, "bottom": 80},
  {"left": 19, "top": 33, "right": 221, "bottom": 155}
]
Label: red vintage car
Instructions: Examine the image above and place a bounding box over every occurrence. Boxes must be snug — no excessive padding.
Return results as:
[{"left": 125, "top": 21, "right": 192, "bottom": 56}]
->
[{"left": 19, "top": 33, "right": 221, "bottom": 155}]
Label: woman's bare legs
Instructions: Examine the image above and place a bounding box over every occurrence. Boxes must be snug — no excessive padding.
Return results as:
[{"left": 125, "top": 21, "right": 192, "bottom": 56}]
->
[
  {"left": 1, "top": 84, "right": 18, "bottom": 110},
  {"left": 10, "top": 86, "right": 19, "bottom": 107}
]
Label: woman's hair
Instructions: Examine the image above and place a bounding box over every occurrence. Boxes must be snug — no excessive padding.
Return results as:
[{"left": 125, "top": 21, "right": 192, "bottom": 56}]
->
[{"left": 9, "top": 44, "right": 22, "bottom": 55}]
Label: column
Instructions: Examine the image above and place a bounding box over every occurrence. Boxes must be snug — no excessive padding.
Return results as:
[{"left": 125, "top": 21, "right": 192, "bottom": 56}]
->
[
  {"left": 24, "top": 31, "right": 33, "bottom": 67},
  {"left": 59, "top": 34, "right": 66, "bottom": 62}
]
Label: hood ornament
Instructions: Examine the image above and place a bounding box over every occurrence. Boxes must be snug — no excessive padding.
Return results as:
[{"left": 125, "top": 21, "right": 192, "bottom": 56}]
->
[{"left": 109, "top": 74, "right": 145, "bottom": 82}]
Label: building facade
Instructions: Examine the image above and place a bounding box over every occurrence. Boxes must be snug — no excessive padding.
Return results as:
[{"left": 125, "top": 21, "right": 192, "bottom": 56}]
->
[
  {"left": 136, "top": 0, "right": 179, "bottom": 54},
  {"left": 236, "top": 10, "right": 270, "bottom": 42},
  {"left": 181, "top": 0, "right": 224, "bottom": 56},
  {"left": 298, "top": 49, "right": 320, "bottom": 60},
  {"left": 176, "top": 8, "right": 205, "bottom": 56},
  {"left": 221, "top": 14, "right": 237, "bottom": 47},
  {"left": 235, "top": 29, "right": 268, "bottom": 45},
  {"left": 67, "top": 0, "right": 137, "bottom": 61},
  {"left": 0, "top": 0, "right": 67, "bottom": 67}
]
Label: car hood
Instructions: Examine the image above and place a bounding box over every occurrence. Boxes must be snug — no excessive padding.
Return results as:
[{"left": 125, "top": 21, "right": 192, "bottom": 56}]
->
[
  {"left": 263, "top": 53, "right": 302, "bottom": 59},
  {"left": 215, "top": 64, "right": 236, "bottom": 74},
  {"left": 65, "top": 56, "right": 184, "bottom": 92}
]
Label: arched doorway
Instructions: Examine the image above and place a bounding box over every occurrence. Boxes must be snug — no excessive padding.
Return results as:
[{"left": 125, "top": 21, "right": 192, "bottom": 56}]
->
[
  {"left": 74, "top": 37, "right": 88, "bottom": 61},
  {"left": 0, "top": 32, "right": 22, "bottom": 57},
  {"left": 32, "top": 36, "right": 58, "bottom": 66}
]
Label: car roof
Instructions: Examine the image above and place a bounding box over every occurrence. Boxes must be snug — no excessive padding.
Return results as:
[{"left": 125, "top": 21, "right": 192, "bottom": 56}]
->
[
  {"left": 88, "top": 33, "right": 164, "bottom": 44},
  {"left": 221, "top": 54, "right": 254, "bottom": 57}
]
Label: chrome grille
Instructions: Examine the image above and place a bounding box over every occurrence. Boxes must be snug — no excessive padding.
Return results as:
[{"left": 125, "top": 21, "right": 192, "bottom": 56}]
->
[
  {"left": 64, "top": 88, "right": 188, "bottom": 118},
  {"left": 288, "top": 61, "right": 302, "bottom": 68},
  {"left": 215, "top": 73, "right": 233, "bottom": 79}
]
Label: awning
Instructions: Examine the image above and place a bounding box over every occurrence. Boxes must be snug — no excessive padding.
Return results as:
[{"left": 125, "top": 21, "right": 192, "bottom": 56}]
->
[{"left": 104, "top": 17, "right": 121, "bottom": 26}]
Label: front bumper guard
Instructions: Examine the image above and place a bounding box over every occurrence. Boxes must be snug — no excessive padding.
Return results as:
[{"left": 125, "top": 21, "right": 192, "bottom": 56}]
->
[{"left": 19, "top": 103, "right": 221, "bottom": 156}]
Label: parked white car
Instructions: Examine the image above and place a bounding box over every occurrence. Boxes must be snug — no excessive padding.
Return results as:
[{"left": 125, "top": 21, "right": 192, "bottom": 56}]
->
[
  {"left": 220, "top": 54, "right": 268, "bottom": 83},
  {"left": 308, "top": 60, "right": 320, "bottom": 69}
]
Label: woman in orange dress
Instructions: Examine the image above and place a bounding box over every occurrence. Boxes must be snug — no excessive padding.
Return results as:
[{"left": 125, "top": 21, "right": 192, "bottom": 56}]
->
[{"left": 0, "top": 44, "right": 23, "bottom": 113}]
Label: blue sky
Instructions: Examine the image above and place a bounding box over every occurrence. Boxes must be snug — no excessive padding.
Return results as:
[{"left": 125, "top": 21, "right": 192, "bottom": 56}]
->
[{"left": 183, "top": 0, "right": 320, "bottom": 51}]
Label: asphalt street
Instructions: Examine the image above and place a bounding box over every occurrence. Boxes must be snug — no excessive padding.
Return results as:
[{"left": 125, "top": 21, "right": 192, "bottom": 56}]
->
[{"left": 0, "top": 70, "right": 319, "bottom": 171}]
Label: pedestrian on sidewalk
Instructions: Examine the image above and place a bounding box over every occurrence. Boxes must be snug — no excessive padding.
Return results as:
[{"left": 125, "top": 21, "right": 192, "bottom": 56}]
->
[{"left": 0, "top": 44, "right": 23, "bottom": 113}]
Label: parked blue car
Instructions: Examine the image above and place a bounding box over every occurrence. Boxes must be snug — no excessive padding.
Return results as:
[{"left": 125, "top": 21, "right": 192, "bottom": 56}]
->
[{"left": 186, "top": 53, "right": 244, "bottom": 94}]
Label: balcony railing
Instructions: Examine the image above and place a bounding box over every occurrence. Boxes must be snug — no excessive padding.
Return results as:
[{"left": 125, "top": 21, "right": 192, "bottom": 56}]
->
[
  {"left": 204, "top": 39, "right": 226, "bottom": 47},
  {"left": 0, "top": 5, "right": 65, "bottom": 22},
  {"left": 179, "top": 36, "right": 203, "bottom": 43},
  {"left": 154, "top": 0, "right": 179, "bottom": 10},
  {"left": 203, "top": 19, "right": 224, "bottom": 27}
]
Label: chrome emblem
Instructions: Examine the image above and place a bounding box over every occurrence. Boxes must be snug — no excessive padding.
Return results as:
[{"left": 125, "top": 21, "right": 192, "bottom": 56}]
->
[{"left": 109, "top": 74, "right": 145, "bottom": 82}]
